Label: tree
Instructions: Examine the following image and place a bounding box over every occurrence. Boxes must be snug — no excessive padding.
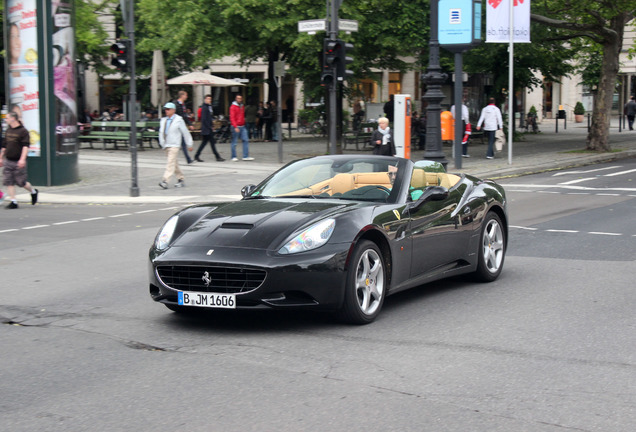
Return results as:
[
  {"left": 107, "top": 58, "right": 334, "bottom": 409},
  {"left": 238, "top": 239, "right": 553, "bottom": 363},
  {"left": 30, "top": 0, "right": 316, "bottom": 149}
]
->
[
  {"left": 136, "top": 0, "right": 433, "bottom": 103},
  {"left": 75, "top": 0, "right": 111, "bottom": 75},
  {"left": 531, "top": 2, "right": 636, "bottom": 151},
  {"left": 463, "top": 22, "right": 579, "bottom": 105}
]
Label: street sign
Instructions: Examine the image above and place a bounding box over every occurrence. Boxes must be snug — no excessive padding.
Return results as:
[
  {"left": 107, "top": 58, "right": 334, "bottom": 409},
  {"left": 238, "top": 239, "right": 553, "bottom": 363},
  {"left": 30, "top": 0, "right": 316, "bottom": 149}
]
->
[
  {"left": 274, "top": 61, "right": 286, "bottom": 78},
  {"left": 338, "top": 19, "right": 358, "bottom": 33},
  {"left": 438, "top": 0, "right": 481, "bottom": 52},
  {"left": 298, "top": 19, "right": 326, "bottom": 33}
]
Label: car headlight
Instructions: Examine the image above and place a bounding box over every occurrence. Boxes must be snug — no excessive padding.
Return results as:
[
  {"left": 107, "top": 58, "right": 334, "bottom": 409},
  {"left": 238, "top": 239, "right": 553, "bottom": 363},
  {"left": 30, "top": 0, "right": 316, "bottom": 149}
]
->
[
  {"left": 279, "top": 218, "right": 335, "bottom": 255},
  {"left": 155, "top": 215, "right": 179, "bottom": 250}
]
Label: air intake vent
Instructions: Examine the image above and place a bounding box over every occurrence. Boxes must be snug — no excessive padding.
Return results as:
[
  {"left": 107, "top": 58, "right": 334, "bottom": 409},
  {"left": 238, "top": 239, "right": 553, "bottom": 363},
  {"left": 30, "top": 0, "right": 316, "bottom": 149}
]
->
[{"left": 156, "top": 265, "right": 266, "bottom": 294}]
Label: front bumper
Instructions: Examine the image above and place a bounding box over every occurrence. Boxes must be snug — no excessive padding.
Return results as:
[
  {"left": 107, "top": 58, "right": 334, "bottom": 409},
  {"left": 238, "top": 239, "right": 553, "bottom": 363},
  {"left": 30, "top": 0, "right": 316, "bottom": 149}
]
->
[{"left": 148, "top": 243, "right": 350, "bottom": 310}]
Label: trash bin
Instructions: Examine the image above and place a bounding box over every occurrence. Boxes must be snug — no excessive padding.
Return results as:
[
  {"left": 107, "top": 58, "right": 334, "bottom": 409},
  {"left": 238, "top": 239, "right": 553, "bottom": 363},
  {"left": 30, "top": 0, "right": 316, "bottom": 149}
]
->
[{"left": 441, "top": 110, "right": 454, "bottom": 140}]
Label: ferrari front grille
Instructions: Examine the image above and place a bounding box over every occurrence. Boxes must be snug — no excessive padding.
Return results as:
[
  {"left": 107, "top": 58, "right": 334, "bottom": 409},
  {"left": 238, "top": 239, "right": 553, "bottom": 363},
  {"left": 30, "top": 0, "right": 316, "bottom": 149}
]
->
[{"left": 156, "top": 265, "right": 266, "bottom": 294}]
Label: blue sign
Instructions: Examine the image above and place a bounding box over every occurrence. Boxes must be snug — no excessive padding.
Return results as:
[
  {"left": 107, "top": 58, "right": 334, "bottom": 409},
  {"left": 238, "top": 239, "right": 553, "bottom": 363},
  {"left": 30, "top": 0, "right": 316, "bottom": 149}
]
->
[{"left": 438, "top": 0, "right": 481, "bottom": 51}]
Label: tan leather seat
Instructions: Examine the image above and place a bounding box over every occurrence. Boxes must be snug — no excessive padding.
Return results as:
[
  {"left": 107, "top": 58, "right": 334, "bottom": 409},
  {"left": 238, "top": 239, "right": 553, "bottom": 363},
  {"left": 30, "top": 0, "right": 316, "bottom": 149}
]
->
[
  {"left": 354, "top": 172, "right": 392, "bottom": 188},
  {"left": 330, "top": 173, "right": 356, "bottom": 195}
]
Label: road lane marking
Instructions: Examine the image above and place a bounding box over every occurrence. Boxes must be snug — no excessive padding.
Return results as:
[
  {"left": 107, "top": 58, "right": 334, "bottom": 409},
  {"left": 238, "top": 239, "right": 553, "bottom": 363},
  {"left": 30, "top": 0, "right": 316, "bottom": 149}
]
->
[
  {"left": 604, "top": 168, "right": 636, "bottom": 177},
  {"left": 512, "top": 226, "right": 634, "bottom": 238},
  {"left": 559, "top": 177, "right": 597, "bottom": 185},
  {"left": 552, "top": 166, "right": 621, "bottom": 176},
  {"left": 0, "top": 207, "right": 178, "bottom": 235},
  {"left": 502, "top": 184, "right": 636, "bottom": 192}
]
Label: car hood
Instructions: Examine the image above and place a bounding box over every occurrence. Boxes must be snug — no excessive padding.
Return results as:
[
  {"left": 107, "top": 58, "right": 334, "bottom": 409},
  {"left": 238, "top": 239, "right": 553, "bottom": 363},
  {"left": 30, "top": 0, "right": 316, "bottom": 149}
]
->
[{"left": 172, "top": 199, "right": 362, "bottom": 250}]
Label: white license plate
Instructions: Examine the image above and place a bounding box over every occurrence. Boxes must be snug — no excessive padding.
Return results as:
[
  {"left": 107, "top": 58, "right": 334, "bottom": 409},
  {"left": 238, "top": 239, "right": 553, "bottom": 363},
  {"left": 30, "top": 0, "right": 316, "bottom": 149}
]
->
[{"left": 177, "top": 291, "right": 236, "bottom": 309}]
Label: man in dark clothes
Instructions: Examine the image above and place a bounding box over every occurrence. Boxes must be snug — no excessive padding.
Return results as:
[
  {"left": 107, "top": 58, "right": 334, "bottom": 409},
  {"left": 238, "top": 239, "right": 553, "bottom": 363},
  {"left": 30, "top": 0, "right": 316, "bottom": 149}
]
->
[
  {"left": 0, "top": 112, "right": 38, "bottom": 209},
  {"left": 194, "top": 94, "right": 224, "bottom": 162}
]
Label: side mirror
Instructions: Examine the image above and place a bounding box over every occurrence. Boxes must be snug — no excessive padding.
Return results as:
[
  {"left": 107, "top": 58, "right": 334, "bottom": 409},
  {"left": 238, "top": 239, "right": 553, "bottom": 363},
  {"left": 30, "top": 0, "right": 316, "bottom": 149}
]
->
[
  {"left": 407, "top": 186, "right": 449, "bottom": 212},
  {"left": 241, "top": 184, "right": 257, "bottom": 197}
]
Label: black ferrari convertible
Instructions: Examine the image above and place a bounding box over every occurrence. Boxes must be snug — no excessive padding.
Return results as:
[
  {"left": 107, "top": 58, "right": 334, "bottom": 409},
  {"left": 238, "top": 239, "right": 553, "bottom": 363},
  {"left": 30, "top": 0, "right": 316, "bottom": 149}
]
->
[{"left": 149, "top": 155, "right": 507, "bottom": 324}]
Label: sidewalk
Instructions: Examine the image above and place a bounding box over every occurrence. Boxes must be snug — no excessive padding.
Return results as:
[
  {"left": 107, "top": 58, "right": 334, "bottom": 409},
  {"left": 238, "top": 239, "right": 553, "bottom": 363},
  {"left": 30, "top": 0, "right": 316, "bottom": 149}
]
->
[{"left": 19, "top": 119, "right": 636, "bottom": 205}]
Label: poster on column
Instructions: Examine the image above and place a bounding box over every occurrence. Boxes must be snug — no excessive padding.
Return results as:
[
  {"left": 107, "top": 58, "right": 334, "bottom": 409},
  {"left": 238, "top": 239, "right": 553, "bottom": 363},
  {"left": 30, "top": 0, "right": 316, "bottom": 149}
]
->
[
  {"left": 486, "top": 0, "right": 531, "bottom": 43},
  {"left": 6, "top": 0, "right": 41, "bottom": 156},
  {"left": 52, "top": 0, "right": 78, "bottom": 155}
]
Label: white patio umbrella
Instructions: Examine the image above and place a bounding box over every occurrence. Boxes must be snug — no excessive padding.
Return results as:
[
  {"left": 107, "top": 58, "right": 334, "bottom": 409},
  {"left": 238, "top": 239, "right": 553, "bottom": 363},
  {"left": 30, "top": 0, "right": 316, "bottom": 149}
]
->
[
  {"left": 167, "top": 71, "right": 243, "bottom": 87},
  {"left": 150, "top": 50, "right": 168, "bottom": 109}
]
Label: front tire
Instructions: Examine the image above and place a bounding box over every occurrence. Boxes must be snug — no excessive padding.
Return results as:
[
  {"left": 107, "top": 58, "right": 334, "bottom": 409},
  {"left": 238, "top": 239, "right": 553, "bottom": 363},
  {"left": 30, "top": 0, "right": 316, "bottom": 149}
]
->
[
  {"left": 475, "top": 212, "right": 506, "bottom": 282},
  {"left": 339, "top": 240, "right": 387, "bottom": 324}
]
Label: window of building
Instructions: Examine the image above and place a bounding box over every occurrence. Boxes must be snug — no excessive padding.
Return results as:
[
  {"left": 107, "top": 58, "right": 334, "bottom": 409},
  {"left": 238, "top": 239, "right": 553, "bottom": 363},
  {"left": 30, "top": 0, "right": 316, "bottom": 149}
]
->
[
  {"left": 388, "top": 72, "right": 401, "bottom": 97},
  {"left": 353, "top": 74, "right": 381, "bottom": 103}
]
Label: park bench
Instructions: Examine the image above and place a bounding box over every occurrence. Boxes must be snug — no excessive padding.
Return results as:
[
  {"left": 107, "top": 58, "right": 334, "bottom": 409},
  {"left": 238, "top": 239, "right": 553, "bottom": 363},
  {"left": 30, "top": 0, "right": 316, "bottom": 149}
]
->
[
  {"left": 343, "top": 122, "right": 376, "bottom": 151},
  {"left": 80, "top": 121, "right": 161, "bottom": 150}
]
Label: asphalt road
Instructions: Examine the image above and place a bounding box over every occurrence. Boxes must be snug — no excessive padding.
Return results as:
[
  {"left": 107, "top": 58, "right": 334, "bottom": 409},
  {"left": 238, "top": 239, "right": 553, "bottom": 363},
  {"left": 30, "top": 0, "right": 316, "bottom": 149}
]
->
[{"left": 1, "top": 160, "right": 635, "bottom": 431}]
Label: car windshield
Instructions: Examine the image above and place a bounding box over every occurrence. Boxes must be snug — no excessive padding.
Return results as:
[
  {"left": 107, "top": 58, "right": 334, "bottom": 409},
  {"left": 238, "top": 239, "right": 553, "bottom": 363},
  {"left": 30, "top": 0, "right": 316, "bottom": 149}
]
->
[{"left": 248, "top": 156, "right": 402, "bottom": 202}]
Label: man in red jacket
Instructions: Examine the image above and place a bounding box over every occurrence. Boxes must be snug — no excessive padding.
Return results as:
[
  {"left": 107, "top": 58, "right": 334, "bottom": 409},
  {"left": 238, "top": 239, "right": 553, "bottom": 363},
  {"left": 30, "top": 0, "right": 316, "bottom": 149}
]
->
[{"left": 229, "top": 94, "right": 253, "bottom": 161}]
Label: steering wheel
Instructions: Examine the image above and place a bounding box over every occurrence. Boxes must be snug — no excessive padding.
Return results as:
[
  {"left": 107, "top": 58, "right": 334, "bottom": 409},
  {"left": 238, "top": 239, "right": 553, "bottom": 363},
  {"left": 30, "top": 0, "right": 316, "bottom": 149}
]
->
[
  {"left": 375, "top": 185, "right": 391, "bottom": 195},
  {"left": 352, "top": 185, "right": 391, "bottom": 197}
]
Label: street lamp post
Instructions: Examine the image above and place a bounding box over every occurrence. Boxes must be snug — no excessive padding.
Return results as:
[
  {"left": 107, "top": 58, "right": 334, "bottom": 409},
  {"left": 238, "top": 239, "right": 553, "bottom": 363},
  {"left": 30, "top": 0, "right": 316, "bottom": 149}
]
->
[{"left": 422, "top": 0, "right": 448, "bottom": 169}]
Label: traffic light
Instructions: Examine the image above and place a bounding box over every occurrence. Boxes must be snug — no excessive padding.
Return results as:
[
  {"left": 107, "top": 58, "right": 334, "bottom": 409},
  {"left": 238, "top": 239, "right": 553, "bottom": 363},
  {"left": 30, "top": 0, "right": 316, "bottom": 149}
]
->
[
  {"left": 321, "top": 39, "right": 337, "bottom": 85},
  {"left": 110, "top": 40, "right": 129, "bottom": 72},
  {"left": 336, "top": 40, "right": 354, "bottom": 80}
]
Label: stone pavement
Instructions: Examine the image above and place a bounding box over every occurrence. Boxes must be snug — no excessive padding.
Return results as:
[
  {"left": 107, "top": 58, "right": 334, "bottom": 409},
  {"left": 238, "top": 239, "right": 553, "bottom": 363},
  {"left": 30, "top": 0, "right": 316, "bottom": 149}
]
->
[{"left": 15, "top": 118, "right": 636, "bottom": 205}]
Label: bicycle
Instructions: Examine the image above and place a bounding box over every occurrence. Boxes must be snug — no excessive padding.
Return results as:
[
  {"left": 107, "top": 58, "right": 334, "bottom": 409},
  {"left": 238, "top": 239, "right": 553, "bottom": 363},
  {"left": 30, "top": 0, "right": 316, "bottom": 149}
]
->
[
  {"left": 309, "top": 119, "right": 327, "bottom": 137},
  {"left": 297, "top": 118, "right": 312, "bottom": 134}
]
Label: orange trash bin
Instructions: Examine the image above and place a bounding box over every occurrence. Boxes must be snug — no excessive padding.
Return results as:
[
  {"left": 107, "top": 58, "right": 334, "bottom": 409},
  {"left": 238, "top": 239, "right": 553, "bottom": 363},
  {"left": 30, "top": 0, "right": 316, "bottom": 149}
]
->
[{"left": 440, "top": 110, "right": 454, "bottom": 141}]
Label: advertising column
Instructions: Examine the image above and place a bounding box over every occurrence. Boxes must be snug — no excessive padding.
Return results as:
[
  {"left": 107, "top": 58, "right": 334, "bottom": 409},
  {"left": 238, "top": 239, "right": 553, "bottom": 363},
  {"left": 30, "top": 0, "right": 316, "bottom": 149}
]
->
[
  {"left": 4, "top": 0, "right": 79, "bottom": 186},
  {"left": 6, "top": 0, "right": 40, "bottom": 157}
]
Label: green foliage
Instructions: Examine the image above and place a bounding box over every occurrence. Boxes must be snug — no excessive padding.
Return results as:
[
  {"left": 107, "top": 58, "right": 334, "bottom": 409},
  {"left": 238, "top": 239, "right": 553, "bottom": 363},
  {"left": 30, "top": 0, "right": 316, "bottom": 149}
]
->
[
  {"left": 136, "top": 0, "right": 433, "bottom": 96},
  {"left": 574, "top": 102, "right": 585, "bottom": 115},
  {"left": 75, "top": 0, "right": 111, "bottom": 75},
  {"left": 529, "top": 0, "right": 635, "bottom": 150},
  {"left": 298, "top": 108, "right": 321, "bottom": 123}
]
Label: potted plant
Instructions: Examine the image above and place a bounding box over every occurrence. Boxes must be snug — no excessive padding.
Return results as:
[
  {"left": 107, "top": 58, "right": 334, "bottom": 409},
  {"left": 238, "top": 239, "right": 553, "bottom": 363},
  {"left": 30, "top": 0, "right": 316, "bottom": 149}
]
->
[
  {"left": 526, "top": 105, "right": 538, "bottom": 133},
  {"left": 574, "top": 102, "right": 585, "bottom": 123}
]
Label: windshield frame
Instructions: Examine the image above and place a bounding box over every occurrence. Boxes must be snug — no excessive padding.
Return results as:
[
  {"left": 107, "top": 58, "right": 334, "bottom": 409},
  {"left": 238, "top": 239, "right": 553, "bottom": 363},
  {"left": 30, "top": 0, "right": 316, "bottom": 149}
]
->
[{"left": 245, "top": 155, "right": 412, "bottom": 204}]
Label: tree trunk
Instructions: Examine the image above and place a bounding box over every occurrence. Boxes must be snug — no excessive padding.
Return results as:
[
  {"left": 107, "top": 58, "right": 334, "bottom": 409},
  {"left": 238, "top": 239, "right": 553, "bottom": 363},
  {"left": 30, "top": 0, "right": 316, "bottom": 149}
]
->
[
  {"left": 586, "top": 42, "right": 617, "bottom": 151},
  {"left": 267, "top": 49, "right": 279, "bottom": 104},
  {"left": 586, "top": 15, "right": 627, "bottom": 152}
]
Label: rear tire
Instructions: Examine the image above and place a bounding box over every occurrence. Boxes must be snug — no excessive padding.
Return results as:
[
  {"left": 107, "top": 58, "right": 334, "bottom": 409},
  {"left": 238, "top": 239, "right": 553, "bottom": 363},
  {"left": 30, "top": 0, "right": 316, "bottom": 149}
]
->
[
  {"left": 339, "top": 240, "right": 387, "bottom": 324},
  {"left": 474, "top": 212, "right": 506, "bottom": 282}
]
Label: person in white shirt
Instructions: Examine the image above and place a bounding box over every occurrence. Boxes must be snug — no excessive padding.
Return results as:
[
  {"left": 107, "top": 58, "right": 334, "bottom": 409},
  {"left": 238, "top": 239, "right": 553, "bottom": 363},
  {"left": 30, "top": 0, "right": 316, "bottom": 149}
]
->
[
  {"left": 476, "top": 98, "right": 503, "bottom": 159},
  {"left": 451, "top": 102, "right": 470, "bottom": 157},
  {"left": 158, "top": 102, "right": 193, "bottom": 189}
]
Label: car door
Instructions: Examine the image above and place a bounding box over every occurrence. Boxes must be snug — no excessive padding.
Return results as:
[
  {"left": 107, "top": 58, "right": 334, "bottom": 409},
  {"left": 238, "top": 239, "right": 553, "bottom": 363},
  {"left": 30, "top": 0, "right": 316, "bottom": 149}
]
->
[{"left": 407, "top": 182, "right": 472, "bottom": 279}]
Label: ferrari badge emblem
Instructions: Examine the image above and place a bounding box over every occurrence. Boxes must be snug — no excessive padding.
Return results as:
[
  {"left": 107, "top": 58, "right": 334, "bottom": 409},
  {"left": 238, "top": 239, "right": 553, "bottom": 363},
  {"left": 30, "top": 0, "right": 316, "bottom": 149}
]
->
[{"left": 202, "top": 271, "right": 212, "bottom": 287}]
